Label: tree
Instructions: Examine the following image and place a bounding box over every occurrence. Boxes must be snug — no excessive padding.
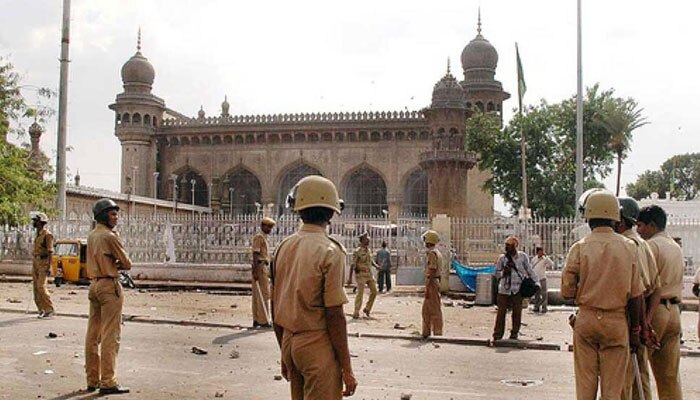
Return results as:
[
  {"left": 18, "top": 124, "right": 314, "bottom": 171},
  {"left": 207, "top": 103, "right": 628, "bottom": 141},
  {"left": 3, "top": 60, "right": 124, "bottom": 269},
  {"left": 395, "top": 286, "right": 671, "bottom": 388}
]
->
[
  {"left": 0, "top": 57, "right": 56, "bottom": 226},
  {"left": 626, "top": 153, "right": 700, "bottom": 200},
  {"left": 466, "top": 85, "right": 630, "bottom": 218},
  {"left": 594, "top": 97, "right": 648, "bottom": 196}
]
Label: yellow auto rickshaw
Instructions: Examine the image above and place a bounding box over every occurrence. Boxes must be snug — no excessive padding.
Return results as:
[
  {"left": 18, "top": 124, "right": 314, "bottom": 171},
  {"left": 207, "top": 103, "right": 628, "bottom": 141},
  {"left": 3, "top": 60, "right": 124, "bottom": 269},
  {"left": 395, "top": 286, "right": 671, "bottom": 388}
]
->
[{"left": 51, "top": 239, "right": 89, "bottom": 285}]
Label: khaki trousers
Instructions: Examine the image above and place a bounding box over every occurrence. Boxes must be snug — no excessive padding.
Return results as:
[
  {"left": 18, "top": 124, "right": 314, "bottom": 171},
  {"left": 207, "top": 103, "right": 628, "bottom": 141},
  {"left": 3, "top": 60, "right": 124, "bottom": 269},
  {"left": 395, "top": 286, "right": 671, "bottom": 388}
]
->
[
  {"left": 281, "top": 329, "right": 342, "bottom": 400},
  {"left": 573, "top": 308, "right": 629, "bottom": 400},
  {"left": 252, "top": 266, "right": 271, "bottom": 325},
  {"left": 421, "top": 278, "right": 443, "bottom": 337},
  {"left": 621, "top": 346, "right": 652, "bottom": 400},
  {"left": 85, "top": 279, "right": 124, "bottom": 388},
  {"left": 649, "top": 303, "right": 683, "bottom": 400},
  {"left": 493, "top": 293, "right": 523, "bottom": 339},
  {"left": 353, "top": 272, "right": 377, "bottom": 317},
  {"left": 533, "top": 278, "right": 548, "bottom": 312},
  {"left": 32, "top": 260, "right": 54, "bottom": 313}
]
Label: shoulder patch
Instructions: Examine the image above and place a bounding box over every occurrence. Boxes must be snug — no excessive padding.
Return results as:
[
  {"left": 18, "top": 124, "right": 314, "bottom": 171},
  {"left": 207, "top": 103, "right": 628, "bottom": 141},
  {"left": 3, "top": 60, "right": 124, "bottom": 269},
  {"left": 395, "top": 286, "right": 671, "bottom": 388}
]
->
[{"left": 329, "top": 236, "right": 347, "bottom": 255}]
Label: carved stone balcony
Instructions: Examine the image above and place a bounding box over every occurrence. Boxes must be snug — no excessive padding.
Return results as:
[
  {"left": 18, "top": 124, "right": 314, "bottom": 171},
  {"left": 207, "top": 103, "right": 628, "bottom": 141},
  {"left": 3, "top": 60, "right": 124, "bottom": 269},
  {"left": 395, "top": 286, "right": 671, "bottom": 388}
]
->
[{"left": 419, "top": 149, "right": 477, "bottom": 169}]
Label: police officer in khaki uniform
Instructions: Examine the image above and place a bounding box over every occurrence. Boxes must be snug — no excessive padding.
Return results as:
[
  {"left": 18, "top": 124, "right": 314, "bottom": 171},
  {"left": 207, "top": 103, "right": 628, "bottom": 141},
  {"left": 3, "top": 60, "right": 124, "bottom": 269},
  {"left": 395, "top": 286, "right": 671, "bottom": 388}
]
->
[
  {"left": 348, "top": 232, "right": 378, "bottom": 319},
  {"left": 616, "top": 197, "right": 660, "bottom": 400},
  {"left": 84, "top": 198, "right": 132, "bottom": 395},
  {"left": 562, "top": 189, "right": 644, "bottom": 399},
  {"left": 271, "top": 175, "right": 357, "bottom": 399},
  {"left": 31, "top": 212, "right": 55, "bottom": 318},
  {"left": 421, "top": 230, "right": 443, "bottom": 338},
  {"left": 251, "top": 217, "right": 275, "bottom": 328},
  {"left": 636, "top": 205, "right": 684, "bottom": 399}
]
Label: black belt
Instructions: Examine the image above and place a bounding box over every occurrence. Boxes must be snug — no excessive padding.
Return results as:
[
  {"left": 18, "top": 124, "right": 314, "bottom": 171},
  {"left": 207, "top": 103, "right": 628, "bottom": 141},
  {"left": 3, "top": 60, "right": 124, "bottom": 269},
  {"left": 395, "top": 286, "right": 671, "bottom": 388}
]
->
[
  {"left": 93, "top": 276, "right": 116, "bottom": 280},
  {"left": 660, "top": 298, "right": 680, "bottom": 305}
]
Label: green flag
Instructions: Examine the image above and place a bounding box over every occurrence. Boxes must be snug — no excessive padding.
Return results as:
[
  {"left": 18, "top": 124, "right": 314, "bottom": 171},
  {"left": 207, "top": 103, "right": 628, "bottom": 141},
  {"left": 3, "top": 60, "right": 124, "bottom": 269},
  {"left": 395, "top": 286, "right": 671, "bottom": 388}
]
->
[{"left": 516, "top": 43, "right": 526, "bottom": 111}]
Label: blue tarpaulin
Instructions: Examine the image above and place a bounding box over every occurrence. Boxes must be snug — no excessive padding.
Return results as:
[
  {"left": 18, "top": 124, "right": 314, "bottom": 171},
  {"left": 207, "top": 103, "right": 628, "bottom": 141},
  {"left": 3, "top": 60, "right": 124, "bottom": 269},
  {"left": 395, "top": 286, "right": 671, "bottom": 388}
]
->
[{"left": 452, "top": 259, "right": 495, "bottom": 292}]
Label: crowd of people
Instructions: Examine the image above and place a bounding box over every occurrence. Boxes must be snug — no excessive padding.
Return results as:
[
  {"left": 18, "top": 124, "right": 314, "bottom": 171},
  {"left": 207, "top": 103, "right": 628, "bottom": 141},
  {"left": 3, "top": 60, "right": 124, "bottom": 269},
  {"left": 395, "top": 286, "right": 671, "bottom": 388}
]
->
[{"left": 26, "top": 178, "right": 700, "bottom": 399}]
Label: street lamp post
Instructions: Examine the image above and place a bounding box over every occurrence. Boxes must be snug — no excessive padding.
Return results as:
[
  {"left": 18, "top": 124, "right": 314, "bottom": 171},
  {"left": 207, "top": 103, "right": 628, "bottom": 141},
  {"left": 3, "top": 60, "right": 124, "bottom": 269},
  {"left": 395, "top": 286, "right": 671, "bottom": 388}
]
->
[
  {"left": 229, "top": 187, "right": 235, "bottom": 216},
  {"left": 131, "top": 165, "right": 138, "bottom": 216},
  {"left": 382, "top": 209, "right": 389, "bottom": 249},
  {"left": 190, "top": 179, "right": 196, "bottom": 216},
  {"left": 208, "top": 182, "right": 213, "bottom": 209},
  {"left": 152, "top": 171, "right": 159, "bottom": 215},
  {"left": 170, "top": 174, "right": 178, "bottom": 214}
]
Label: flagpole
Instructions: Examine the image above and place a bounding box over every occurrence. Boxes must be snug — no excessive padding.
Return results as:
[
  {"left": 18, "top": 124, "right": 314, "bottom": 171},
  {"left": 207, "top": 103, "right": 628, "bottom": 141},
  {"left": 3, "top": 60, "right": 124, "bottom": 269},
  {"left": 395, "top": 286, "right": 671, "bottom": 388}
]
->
[
  {"left": 517, "top": 43, "right": 529, "bottom": 251},
  {"left": 575, "top": 0, "right": 584, "bottom": 217}
]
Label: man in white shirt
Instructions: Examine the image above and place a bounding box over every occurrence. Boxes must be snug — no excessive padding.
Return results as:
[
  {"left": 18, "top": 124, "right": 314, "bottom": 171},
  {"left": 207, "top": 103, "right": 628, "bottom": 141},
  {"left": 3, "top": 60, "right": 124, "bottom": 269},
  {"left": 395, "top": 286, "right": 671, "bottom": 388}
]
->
[{"left": 531, "top": 247, "right": 553, "bottom": 313}]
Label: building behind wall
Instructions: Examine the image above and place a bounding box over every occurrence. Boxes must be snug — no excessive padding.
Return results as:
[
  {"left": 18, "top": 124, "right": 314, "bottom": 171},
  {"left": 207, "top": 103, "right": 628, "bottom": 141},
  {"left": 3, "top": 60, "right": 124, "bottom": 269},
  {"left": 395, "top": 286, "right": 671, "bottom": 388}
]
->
[{"left": 110, "top": 16, "right": 509, "bottom": 220}]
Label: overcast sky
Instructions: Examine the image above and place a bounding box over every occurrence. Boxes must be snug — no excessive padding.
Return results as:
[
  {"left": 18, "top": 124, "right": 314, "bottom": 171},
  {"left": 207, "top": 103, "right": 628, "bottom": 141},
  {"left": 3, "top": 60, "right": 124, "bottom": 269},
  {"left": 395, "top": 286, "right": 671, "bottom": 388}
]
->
[{"left": 1, "top": 0, "right": 698, "bottom": 212}]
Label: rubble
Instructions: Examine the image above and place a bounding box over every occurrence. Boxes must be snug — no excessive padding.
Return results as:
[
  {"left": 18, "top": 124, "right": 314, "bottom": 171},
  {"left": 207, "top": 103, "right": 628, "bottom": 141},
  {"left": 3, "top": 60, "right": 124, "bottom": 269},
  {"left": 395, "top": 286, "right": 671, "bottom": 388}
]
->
[{"left": 191, "top": 346, "right": 208, "bottom": 355}]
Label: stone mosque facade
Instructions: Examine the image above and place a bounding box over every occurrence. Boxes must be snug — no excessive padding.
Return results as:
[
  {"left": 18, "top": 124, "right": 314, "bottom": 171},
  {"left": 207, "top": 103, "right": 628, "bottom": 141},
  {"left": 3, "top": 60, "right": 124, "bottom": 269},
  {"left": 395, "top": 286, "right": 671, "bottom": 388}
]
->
[{"left": 110, "top": 19, "right": 509, "bottom": 220}]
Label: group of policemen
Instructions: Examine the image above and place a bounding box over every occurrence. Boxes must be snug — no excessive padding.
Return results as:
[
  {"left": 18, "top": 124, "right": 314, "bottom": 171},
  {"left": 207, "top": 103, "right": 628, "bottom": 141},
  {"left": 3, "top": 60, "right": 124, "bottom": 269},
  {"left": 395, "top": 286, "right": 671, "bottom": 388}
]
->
[
  {"left": 563, "top": 189, "right": 685, "bottom": 400},
  {"left": 26, "top": 181, "right": 689, "bottom": 399},
  {"left": 30, "top": 199, "right": 132, "bottom": 394}
]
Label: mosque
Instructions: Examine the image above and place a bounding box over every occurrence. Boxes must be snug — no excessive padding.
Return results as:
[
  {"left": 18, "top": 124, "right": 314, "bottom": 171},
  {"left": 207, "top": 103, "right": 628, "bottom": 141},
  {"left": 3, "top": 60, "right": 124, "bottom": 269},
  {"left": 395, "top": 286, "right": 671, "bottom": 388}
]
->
[{"left": 110, "top": 15, "right": 510, "bottom": 219}]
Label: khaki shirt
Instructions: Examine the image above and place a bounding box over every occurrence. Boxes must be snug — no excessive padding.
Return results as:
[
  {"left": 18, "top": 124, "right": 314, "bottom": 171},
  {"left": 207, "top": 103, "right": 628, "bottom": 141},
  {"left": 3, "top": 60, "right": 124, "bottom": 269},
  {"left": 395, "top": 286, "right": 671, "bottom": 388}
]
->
[
  {"left": 272, "top": 223, "right": 348, "bottom": 333},
  {"left": 86, "top": 223, "right": 132, "bottom": 279},
  {"left": 352, "top": 246, "right": 373, "bottom": 274},
  {"left": 622, "top": 229, "right": 659, "bottom": 295},
  {"left": 562, "top": 226, "right": 644, "bottom": 311},
  {"left": 424, "top": 248, "right": 442, "bottom": 281},
  {"left": 646, "top": 231, "right": 684, "bottom": 300},
  {"left": 251, "top": 232, "right": 270, "bottom": 263},
  {"left": 33, "top": 228, "right": 54, "bottom": 262}
]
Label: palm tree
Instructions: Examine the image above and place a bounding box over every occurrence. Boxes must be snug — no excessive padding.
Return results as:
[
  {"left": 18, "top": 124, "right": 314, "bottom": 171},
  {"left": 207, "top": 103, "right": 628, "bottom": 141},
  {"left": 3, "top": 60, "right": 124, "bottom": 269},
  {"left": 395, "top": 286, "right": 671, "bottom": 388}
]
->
[{"left": 598, "top": 98, "right": 649, "bottom": 196}]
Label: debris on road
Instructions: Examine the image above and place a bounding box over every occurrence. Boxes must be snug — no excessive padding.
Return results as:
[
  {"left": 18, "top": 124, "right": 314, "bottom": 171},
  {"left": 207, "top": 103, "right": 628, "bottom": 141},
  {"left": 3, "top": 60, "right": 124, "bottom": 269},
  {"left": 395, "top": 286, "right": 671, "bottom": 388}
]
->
[
  {"left": 32, "top": 350, "right": 48, "bottom": 356},
  {"left": 46, "top": 332, "right": 58, "bottom": 339},
  {"left": 273, "top": 375, "right": 283, "bottom": 381},
  {"left": 44, "top": 370, "right": 54, "bottom": 374},
  {"left": 7, "top": 298, "right": 21, "bottom": 303},
  {"left": 443, "top": 301, "right": 454, "bottom": 307},
  {"left": 229, "top": 350, "right": 240, "bottom": 359},
  {"left": 393, "top": 323, "right": 406, "bottom": 330},
  {"left": 230, "top": 304, "right": 238, "bottom": 308},
  {"left": 215, "top": 391, "right": 224, "bottom": 398},
  {"left": 68, "top": 291, "right": 77, "bottom": 295},
  {"left": 191, "top": 346, "right": 208, "bottom": 355},
  {"left": 400, "top": 393, "right": 413, "bottom": 399}
]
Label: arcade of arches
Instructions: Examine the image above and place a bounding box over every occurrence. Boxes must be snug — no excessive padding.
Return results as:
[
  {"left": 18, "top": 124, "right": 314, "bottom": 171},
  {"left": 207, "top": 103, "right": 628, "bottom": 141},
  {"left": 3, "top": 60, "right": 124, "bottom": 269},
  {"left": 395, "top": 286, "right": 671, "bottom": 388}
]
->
[{"left": 170, "top": 162, "right": 430, "bottom": 217}]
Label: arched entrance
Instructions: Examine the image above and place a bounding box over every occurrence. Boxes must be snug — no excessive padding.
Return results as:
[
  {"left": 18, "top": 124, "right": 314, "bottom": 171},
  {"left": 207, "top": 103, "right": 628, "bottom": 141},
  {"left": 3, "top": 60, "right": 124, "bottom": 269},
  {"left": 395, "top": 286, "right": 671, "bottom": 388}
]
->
[
  {"left": 342, "top": 167, "right": 387, "bottom": 216},
  {"left": 403, "top": 169, "right": 428, "bottom": 216},
  {"left": 277, "top": 163, "right": 322, "bottom": 214},
  {"left": 222, "top": 168, "right": 262, "bottom": 215}
]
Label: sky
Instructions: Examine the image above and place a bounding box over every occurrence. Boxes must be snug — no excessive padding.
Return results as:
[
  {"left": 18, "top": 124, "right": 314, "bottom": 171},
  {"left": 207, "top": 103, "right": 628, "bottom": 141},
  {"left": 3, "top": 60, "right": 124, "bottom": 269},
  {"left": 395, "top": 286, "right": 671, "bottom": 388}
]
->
[{"left": 1, "top": 0, "right": 699, "bottom": 213}]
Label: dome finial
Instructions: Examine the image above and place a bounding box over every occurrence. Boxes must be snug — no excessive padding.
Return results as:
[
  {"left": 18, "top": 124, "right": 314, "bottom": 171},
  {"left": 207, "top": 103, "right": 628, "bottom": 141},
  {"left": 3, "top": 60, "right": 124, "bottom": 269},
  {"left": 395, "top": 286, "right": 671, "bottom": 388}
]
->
[
  {"left": 477, "top": 7, "right": 482, "bottom": 35},
  {"left": 137, "top": 27, "right": 142, "bottom": 52},
  {"left": 446, "top": 57, "right": 451, "bottom": 75}
]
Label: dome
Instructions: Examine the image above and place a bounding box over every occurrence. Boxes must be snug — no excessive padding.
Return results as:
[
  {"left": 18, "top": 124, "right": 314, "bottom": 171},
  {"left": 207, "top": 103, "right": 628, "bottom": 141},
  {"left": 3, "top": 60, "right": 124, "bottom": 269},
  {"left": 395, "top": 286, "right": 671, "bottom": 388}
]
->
[
  {"left": 431, "top": 69, "right": 465, "bottom": 109},
  {"left": 461, "top": 34, "right": 498, "bottom": 72},
  {"left": 121, "top": 51, "right": 155, "bottom": 86}
]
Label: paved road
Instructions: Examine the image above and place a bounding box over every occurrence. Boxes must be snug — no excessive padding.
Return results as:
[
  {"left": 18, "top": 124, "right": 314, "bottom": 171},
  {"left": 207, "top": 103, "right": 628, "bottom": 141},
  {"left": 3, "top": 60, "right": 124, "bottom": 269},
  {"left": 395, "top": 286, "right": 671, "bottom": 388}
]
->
[{"left": 1, "top": 312, "right": 700, "bottom": 400}]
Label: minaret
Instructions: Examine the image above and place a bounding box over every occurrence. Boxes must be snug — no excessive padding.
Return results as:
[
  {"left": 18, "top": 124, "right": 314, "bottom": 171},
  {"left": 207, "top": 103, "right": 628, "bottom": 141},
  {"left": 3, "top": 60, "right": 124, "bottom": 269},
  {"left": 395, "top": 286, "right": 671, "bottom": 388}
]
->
[
  {"left": 27, "top": 121, "right": 46, "bottom": 177},
  {"left": 420, "top": 60, "right": 476, "bottom": 217},
  {"left": 459, "top": 12, "right": 510, "bottom": 218},
  {"left": 109, "top": 29, "right": 165, "bottom": 197}
]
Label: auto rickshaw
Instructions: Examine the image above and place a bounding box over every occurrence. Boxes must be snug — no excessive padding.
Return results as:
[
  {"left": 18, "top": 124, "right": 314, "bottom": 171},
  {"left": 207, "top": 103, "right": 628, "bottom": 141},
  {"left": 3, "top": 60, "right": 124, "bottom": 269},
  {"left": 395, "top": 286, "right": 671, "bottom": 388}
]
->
[{"left": 51, "top": 239, "right": 89, "bottom": 285}]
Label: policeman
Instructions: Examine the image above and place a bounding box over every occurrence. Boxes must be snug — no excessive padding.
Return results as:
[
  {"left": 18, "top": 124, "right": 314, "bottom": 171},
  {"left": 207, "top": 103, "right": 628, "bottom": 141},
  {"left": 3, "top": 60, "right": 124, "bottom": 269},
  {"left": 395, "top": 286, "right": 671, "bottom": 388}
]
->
[
  {"left": 421, "top": 230, "right": 443, "bottom": 338},
  {"left": 84, "top": 198, "right": 132, "bottom": 395},
  {"left": 271, "top": 175, "right": 357, "bottom": 399},
  {"left": 251, "top": 217, "right": 275, "bottom": 328},
  {"left": 616, "top": 197, "right": 660, "bottom": 400},
  {"left": 348, "top": 231, "right": 378, "bottom": 319},
  {"left": 31, "top": 212, "right": 55, "bottom": 318},
  {"left": 636, "top": 205, "right": 684, "bottom": 399},
  {"left": 561, "top": 189, "right": 644, "bottom": 399}
]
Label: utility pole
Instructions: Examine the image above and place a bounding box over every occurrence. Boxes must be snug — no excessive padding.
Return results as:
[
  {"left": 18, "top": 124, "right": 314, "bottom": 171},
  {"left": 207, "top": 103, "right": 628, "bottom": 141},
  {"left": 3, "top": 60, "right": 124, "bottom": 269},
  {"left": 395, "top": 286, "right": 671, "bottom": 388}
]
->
[
  {"left": 575, "top": 0, "right": 584, "bottom": 216},
  {"left": 55, "top": 0, "right": 71, "bottom": 218}
]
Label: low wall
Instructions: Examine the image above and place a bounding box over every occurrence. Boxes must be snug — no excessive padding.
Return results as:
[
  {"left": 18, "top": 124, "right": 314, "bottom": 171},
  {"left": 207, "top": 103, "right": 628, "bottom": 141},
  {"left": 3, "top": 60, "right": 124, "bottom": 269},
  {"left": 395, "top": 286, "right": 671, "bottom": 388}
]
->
[{"left": 0, "top": 260, "right": 251, "bottom": 283}]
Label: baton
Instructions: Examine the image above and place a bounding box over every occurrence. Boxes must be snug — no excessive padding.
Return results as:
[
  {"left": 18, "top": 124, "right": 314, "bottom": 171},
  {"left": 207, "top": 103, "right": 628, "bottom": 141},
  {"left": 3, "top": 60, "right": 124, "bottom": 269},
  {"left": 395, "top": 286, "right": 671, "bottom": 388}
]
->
[
  {"left": 632, "top": 354, "right": 645, "bottom": 400},
  {"left": 255, "top": 280, "right": 272, "bottom": 324}
]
